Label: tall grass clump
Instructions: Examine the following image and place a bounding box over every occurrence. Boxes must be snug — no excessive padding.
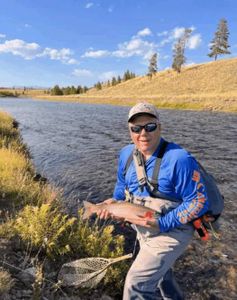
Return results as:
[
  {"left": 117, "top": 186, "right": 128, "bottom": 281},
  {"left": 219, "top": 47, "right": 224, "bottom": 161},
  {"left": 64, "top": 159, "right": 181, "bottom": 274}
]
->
[
  {"left": 68, "top": 210, "right": 129, "bottom": 290},
  {"left": 0, "top": 111, "right": 27, "bottom": 152},
  {"left": 13, "top": 207, "right": 129, "bottom": 289},
  {"left": 0, "top": 112, "right": 57, "bottom": 210},
  {"left": 14, "top": 204, "right": 76, "bottom": 258}
]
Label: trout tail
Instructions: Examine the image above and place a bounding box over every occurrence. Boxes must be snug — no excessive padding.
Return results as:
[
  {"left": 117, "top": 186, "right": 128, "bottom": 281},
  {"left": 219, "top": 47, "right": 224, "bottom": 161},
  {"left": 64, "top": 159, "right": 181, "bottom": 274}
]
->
[{"left": 83, "top": 201, "right": 95, "bottom": 219}]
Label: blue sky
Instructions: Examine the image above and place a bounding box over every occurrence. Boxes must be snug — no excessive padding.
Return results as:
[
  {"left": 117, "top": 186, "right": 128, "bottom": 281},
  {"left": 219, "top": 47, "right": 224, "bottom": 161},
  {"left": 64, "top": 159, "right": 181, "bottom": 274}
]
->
[{"left": 0, "top": 0, "right": 237, "bottom": 88}]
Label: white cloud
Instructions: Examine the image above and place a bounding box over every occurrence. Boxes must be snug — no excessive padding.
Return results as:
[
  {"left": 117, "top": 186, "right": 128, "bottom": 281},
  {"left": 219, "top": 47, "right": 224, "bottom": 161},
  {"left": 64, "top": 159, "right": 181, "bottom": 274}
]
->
[
  {"left": 172, "top": 27, "right": 186, "bottom": 39},
  {"left": 113, "top": 38, "right": 157, "bottom": 60},
  {"left": 0, "top": 33, "right": 6, "bottom": 38},
  {"left": 159, "top": 26, "right": 201, "bottom": 50},
  {"left": 0, "top": 38, "right": 78, "bottom": 64},
  {"left": 82, "top": 50, "right": 110, "bottom": 58},
  {"left": 137, "top": 28, "right": 152, "bottom": 37},
  {"left": 187, "top": 34, "right": 202, "bottom": 49},
  {"left": 85, "top": 2, "right": 94, "bottom": 9},
  {"left": 99, "top": 71, "right": 118, "bottom": 81},
  {"left": 67, "top": 58, "right": 79, "bottom": 65},
  {"left": 157, "top": 31, "right": 168, "bottom": 37},
  {"left": 159, "top": 27, "right": 185, "bottom": 46},
  {"left": 24, "top": 24, "right": 32, "bottom": 28},
  {"left": 72, "top": 68, "right": 93, "bottom": 77},
  {"left": 0, "top": 39, "right": 40, "bottom": 59},
  {"left": 39, "top": 47, "right": 74, "bottom": 63},
  {"left": 81, "top": 31, "right": 158, "bottom": 61}
]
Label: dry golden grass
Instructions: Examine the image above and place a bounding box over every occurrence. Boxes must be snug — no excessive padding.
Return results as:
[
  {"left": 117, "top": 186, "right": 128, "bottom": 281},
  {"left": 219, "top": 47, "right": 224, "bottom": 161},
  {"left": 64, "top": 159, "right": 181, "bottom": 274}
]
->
[
  {"left": 84, "top": 57, "right": 237, "bottom": 96},
  {"left": 36, "top": 57, "right": 237, "bottom": 112},
  {"left": 78, "top": 57, "right": 237, "bottom": 112},
  {"left": 0, "top": 88, "right": 47, "bottom": 97}
]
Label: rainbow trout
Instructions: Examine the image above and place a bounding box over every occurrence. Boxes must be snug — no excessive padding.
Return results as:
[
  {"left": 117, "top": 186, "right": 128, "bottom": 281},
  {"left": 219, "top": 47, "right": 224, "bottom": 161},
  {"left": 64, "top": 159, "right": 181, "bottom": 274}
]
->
[{"left": 83, "top": 200, "right": 160, "bottom": 223}]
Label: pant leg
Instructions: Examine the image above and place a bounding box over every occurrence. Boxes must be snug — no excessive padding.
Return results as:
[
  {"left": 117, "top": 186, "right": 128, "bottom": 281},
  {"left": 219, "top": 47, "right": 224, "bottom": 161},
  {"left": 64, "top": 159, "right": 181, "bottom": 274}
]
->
[
  {"left": 123, "top": 224, "right": 194, "bottom": 300},
  {"left": 158, "top": 269, "right": 184, "bottom": 300}
]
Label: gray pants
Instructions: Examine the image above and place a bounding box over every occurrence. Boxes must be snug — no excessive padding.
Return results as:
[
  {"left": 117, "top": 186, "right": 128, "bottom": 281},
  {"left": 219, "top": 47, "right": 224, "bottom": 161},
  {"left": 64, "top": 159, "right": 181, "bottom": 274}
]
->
[{"left": 123, "top": 197, "right": 194, "bottom": 300}]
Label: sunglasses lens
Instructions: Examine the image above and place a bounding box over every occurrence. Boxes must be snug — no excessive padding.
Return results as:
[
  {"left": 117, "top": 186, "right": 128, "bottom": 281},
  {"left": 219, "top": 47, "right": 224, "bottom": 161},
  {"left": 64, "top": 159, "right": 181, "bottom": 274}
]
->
[
  {"left": 145, "top": 123, "right": 157, "bottom": 132},
  {"left": 130, "top": 123, "right": 158, "bottom": 133},
  {"left": 130, "top": 126, "right": 141, "bottom": 133}
]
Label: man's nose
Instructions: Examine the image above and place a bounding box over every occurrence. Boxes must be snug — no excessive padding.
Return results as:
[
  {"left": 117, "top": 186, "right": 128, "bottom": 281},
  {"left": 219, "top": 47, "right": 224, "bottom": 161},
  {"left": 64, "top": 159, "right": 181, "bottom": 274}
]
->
[{"left": 140, "top": 128, "right": 147, "bottom": 135}]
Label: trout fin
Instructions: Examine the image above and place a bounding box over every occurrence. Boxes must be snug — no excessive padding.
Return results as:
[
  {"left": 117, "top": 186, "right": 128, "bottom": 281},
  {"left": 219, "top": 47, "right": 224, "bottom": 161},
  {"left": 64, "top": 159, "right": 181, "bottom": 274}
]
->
[
  {"left": 144, "top": 211, "right": 154, "bottom": 219},
  {"left": 83, "top": 201, "right": 95, "bottom": 219}
]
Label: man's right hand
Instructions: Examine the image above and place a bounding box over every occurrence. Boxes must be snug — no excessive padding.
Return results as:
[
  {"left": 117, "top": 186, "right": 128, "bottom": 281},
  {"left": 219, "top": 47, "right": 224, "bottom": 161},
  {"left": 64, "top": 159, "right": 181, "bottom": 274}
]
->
[{"left": 96, "top": 198, "right": 116, "bottom": 219}]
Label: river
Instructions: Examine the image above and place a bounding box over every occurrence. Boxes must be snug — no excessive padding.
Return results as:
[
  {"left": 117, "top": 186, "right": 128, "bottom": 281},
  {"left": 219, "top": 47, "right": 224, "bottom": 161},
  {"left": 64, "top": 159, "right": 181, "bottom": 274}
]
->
[
  {"left": 0, "top": 98, "right": 236, "bottom": 206},
  {"left": 0, "top": 97, "right": 237, "bottom": 298}
]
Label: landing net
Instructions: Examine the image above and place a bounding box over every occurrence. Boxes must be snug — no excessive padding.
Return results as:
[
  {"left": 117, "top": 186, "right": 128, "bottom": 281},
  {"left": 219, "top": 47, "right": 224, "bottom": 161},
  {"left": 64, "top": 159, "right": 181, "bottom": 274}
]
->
[{"left": 58, "top": 253, "right": 133, "bottom": 288}]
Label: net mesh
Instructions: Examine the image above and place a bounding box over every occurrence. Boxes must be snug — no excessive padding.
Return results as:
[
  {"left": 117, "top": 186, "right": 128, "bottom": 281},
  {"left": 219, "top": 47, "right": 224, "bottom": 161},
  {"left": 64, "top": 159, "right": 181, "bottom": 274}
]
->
[{"left": 58, "top": 254, "right": 132, "bottom": 288}]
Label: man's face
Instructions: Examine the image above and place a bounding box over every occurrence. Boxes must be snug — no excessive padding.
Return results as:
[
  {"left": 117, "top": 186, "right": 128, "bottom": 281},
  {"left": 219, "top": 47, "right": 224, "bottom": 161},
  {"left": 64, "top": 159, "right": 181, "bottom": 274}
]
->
[{"left": 128, "top": 114, "right": 161, "bottom": 156}]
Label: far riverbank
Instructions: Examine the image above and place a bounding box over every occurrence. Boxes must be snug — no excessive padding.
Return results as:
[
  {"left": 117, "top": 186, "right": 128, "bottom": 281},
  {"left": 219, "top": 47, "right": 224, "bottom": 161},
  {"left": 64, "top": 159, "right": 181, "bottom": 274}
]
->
[
  {"left": 1, "top": 88, "right": 237, "bottom": 113},
  {"left": 33, "top": 93, "right": 237, "bottom": 113}
]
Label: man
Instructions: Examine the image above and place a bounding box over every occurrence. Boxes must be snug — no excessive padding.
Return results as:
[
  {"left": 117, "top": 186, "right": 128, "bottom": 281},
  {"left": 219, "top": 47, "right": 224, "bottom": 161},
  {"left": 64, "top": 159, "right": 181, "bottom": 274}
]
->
[{"left": 98, "top": 102, "right": 209, "bottom": 300}]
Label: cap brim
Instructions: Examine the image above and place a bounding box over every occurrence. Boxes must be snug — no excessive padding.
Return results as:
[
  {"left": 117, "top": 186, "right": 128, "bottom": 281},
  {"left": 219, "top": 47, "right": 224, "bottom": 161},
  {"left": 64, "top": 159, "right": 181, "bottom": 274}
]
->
[{"left": 128, "top": 112, "right": 158, "bottom": 122}]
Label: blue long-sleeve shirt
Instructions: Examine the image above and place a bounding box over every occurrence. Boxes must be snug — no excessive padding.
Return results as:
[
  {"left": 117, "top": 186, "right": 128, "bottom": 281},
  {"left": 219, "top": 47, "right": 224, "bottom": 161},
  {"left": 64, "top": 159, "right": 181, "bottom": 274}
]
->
[{"left": 113, "top": 137, "right": 209, "bottom": 232}]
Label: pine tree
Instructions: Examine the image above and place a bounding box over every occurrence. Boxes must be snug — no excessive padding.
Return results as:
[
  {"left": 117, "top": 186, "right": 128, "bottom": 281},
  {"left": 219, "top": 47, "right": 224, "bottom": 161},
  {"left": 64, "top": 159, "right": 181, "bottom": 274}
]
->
[
  {"left": 70, "top": 85, "right": 76, "bottom": 94},
  {"left": 95, "top": 81, "right": 102, "bottom": 90},
  {"left": 172, "top": 28, "right": 192, "bottom": 73},
  {"left": 208, "top": 18, "right": 231, "bottom": 61},
  {"left": 83, "top": 86, "right": 89, "bottom": 93},
  {"left": 51, "top": 85, "right": 63, "bottom": 95},
  {"left": 76, "top": 85, "right": 83, "bottom": 94},
  {"left": 147, "top": 53, "right": 158, "bottom": 78},
  {"left": 111, "top": 77, "right": 117, "bottom": 86},
  {"left": 123, "top": 70, "right": 130, "bottom": 81},
  {"left": 63, "top": 86, "right": 71, "bottom": 95},
  {"left": 117, "top": 75, "right": 121, "bottom": 84}
]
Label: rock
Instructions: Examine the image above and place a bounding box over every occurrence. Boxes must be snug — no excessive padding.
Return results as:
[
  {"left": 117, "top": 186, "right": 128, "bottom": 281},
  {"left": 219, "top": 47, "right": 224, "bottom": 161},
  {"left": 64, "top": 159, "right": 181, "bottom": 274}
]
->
[
  {"left": 17, "top": 267, "right": 36, "bottom": 287},
  {"left": 21, "top": 289, "right": 33, "bottom": 298}
]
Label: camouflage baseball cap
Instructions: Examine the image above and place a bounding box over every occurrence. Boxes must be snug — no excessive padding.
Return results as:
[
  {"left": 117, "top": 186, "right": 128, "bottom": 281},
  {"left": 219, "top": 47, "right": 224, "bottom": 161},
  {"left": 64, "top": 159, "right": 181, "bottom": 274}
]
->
[{"left": 128, "top": 102, "right": 160, "bottom": 122}]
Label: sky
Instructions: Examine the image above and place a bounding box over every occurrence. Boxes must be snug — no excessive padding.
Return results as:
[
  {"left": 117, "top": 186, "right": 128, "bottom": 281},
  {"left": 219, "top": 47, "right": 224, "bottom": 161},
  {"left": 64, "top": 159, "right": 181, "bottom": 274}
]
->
[{"left": 0, "top": 0, "right": 237, "bottom": 88}]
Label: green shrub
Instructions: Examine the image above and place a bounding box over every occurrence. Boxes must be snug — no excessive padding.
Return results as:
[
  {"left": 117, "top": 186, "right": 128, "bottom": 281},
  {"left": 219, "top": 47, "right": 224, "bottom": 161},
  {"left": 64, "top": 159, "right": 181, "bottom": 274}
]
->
[
  {"left": 0, "top": 112, "right": 28, "bottom": 153},
  {"left": 68, "top": 210, "right": 130, "bottom": 290},
  {"left": 14, "top": 204, "right": 76, "bottom": 257}
]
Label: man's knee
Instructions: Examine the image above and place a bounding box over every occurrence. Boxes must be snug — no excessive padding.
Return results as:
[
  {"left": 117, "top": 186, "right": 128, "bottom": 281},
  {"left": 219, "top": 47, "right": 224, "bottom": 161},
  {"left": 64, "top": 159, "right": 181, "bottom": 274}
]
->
[{"left": 124, "top": 269, "right": 140, "bottom": 290}]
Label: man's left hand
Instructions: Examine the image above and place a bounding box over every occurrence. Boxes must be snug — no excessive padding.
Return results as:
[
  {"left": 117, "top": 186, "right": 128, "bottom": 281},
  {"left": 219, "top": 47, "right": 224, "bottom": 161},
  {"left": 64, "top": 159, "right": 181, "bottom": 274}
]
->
[{"left": 125, "top": 216, "right": 159, "bottom": 229}]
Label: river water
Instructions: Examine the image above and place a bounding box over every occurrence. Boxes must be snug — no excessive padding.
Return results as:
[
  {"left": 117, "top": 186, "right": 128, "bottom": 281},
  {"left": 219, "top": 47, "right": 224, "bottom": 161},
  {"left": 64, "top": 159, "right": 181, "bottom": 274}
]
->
[
  {"left": 0, "top": 97, "right": 237, "bottom": 298},
  {"left": 0, "top": 98, "right": 236, "bottom": 206}
]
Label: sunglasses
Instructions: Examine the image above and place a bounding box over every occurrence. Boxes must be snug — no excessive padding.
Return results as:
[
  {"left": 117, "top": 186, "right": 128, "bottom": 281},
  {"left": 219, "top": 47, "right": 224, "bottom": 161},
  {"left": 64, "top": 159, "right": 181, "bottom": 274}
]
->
[{"left": 130, "top": 123, "right": 158, "bottom": 133}]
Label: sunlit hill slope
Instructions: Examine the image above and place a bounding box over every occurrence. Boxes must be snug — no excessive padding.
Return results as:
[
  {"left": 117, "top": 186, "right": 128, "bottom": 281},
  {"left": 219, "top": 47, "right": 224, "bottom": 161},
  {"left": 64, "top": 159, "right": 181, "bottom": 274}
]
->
[{"left": 77, "top": 57, "right": 237, "bottom": 112}]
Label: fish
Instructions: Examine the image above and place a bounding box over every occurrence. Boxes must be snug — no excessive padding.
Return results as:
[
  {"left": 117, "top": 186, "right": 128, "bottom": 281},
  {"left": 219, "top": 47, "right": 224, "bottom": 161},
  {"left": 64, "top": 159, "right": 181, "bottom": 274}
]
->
[{"left": 83, "top": 200, "right": 160, "bottom": 225}]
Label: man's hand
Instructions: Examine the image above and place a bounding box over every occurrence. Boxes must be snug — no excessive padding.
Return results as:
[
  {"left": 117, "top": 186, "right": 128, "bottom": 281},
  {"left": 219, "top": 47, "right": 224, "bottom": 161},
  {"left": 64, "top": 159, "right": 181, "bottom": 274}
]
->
[
  {"left": 125, "top": 215, "right": 159, "bottom": 229},
  {"left": 96, "top": 198, "right": 116, "bottom": 220}
]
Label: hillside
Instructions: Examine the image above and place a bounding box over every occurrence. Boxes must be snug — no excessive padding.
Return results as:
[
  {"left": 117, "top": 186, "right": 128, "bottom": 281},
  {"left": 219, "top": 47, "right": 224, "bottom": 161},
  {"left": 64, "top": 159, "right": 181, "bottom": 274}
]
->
[
  {"left": 89, "top": 57, "right": 237, "bottom": 96},
  {"left": 75, "top": 57, "right": 237, "bottom": 112}
]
